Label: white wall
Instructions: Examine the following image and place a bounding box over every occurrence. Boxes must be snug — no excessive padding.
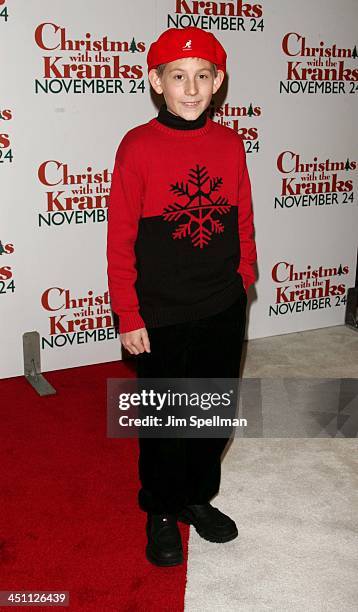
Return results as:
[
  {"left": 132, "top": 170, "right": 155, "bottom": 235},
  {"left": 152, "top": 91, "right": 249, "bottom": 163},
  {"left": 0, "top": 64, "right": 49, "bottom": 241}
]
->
[{"left": 1, "top": 0, "right": 357, "bottom": 378}]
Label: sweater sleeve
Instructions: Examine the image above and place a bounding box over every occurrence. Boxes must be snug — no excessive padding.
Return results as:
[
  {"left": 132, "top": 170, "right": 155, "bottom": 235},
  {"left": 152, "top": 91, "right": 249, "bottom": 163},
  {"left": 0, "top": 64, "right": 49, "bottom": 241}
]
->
[
  {"left": 237, "top": 137, "right": 257, "bottom": 292},
  {"left": 106, "top": 136, "right": 146, "bottom": 333}
]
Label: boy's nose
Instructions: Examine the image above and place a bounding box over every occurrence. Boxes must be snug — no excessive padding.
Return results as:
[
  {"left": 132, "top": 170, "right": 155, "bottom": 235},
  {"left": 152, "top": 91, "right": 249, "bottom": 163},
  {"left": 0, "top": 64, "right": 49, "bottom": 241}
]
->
[{"left": 184, "top": 79, "right": 199, "bottom": 96}]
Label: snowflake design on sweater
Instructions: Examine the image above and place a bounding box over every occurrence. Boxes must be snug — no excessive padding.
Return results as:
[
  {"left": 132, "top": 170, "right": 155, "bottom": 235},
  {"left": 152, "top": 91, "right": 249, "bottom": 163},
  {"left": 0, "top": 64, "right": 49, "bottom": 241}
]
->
[{"left": 161, "top": 164, "right": 232, "bottom": 248}]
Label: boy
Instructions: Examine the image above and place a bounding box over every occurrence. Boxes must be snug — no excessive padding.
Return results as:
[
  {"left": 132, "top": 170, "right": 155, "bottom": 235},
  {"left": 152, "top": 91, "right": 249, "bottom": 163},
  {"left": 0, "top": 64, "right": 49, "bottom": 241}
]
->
[{"left": 107, "top": 26, "right": 257, "bottom": 566}]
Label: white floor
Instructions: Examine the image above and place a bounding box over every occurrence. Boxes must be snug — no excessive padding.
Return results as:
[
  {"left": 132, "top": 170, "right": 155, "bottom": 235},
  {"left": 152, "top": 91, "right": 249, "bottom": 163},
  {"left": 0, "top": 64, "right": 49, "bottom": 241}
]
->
[{"left": 184, "top": 325, "right": 358, "bottom": 612}]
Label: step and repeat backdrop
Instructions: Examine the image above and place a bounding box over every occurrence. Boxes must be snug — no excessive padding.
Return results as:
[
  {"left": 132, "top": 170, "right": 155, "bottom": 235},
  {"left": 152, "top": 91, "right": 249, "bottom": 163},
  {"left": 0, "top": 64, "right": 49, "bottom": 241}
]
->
[{"left": 1, "top": 0, "right": 357, "bottom": 378}]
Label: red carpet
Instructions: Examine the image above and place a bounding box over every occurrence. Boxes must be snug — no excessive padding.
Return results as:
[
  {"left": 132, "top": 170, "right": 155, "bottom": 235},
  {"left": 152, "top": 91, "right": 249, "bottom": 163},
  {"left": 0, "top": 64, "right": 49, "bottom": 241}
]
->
[{"left": 0, "top": 360, "right": 189, "bottom": 611}]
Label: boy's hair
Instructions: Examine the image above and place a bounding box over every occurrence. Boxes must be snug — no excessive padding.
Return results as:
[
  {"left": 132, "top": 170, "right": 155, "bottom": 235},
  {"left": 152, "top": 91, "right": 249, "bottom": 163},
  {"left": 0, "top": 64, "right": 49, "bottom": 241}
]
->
[{"left": 155, "top": 59, "right": 218, "bottom": 78}]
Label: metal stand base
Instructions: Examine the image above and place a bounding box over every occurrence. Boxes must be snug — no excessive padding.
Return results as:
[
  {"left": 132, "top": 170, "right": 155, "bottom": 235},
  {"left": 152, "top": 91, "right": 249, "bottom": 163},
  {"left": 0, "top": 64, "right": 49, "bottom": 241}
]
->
[
  {"left": 345, "top": 287, "right": 358, "bottom": 332},
  {"left": 23, "top": 331, "right": 56, "bottom": 396}
]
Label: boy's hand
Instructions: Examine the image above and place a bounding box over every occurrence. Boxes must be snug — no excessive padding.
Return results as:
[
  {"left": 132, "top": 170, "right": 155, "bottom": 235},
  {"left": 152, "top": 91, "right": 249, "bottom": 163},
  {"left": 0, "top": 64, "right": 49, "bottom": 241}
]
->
[{"left": 120, "top": 328, "right": 151, "bottom": 355}]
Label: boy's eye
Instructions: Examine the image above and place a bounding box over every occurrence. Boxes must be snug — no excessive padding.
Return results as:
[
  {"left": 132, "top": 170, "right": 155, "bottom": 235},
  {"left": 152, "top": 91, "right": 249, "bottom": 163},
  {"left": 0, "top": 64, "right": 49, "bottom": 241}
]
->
[{"left": 173, "top": 74, "right": 209, "bottom": 80}]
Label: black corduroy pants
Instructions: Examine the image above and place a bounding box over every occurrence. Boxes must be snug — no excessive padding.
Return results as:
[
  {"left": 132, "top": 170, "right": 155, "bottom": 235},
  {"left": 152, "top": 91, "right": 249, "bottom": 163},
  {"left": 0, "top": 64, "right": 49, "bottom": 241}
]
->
[{"left": 135, "top": 291, "right": 247, "bottom": 514}]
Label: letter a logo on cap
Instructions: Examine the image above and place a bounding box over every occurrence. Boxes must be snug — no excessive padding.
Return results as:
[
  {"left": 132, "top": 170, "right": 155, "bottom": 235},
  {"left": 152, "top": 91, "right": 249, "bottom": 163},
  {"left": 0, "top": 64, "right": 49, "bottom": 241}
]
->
[{"left": 183, "top": 39, "right": 192, "bottom": 50}]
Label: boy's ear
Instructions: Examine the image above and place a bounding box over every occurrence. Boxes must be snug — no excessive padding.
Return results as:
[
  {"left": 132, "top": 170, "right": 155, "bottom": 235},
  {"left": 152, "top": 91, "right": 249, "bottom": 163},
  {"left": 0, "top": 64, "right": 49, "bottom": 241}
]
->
[
  {"left": 212, "top": 69, "right": 225, "bottom": 94},
  {"left": 148, "top": 68, "right": 164, "bottom": 94}
]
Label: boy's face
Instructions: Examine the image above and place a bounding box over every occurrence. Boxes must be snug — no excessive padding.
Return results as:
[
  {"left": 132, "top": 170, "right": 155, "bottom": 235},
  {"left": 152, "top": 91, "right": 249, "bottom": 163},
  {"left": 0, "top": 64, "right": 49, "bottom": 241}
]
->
[{"left": 149, "top": 56, "right": 224, "bottom": 120}]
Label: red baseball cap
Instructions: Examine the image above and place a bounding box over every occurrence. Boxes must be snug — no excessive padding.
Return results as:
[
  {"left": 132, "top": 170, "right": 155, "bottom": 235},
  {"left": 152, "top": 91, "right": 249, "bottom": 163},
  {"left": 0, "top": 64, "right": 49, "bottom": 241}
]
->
[{"left": 147, "top": 26, "right": 227, "bottom": 76}]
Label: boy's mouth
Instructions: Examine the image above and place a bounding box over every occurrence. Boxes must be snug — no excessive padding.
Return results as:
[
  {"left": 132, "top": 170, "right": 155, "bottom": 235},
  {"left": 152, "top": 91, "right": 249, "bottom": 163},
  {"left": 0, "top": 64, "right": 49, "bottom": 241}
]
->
[{"left": 182, "top": 102, "right": 200, "bottom": 107}]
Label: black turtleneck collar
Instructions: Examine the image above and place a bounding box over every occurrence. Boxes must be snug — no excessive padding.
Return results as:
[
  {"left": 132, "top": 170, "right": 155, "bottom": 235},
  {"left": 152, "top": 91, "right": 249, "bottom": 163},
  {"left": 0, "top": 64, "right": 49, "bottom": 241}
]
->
[{"left": 156, "top": 102, "right": 208, "bottom": 130}]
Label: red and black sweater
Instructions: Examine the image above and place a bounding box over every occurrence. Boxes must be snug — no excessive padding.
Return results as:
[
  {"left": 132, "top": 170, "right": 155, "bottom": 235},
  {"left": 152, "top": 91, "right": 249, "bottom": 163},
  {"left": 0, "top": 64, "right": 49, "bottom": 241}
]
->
[{"left": 107, "top": 104, "right": 257, "bottom": 333}]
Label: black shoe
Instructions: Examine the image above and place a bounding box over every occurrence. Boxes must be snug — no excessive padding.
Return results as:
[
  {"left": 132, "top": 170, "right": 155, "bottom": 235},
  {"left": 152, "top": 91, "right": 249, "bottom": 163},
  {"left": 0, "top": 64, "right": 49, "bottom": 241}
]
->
[
  {"left": 177, "top": 503, "right": 238, "bottom": 543},
  {"left": 146, "top": 513, "right": 183, "bottom": 567}
]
